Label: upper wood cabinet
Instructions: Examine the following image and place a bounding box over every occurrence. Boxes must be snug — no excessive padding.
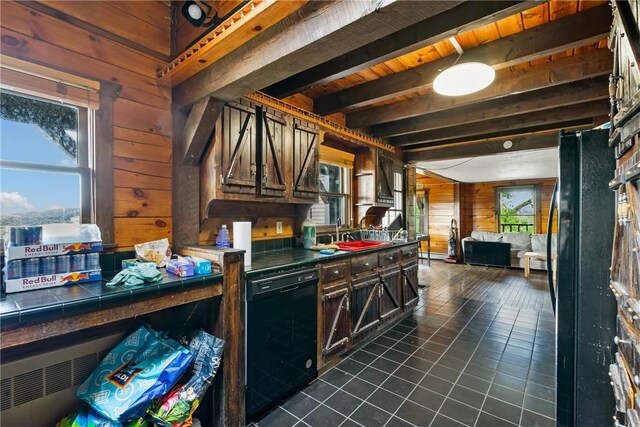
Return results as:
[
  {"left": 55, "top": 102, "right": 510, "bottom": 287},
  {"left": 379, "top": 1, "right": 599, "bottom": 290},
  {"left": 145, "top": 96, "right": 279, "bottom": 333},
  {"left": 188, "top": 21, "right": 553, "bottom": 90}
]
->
[
  {"left": 354, "top": 147, "right": 402, "bottom": 225},
  {"left": 220, "top": 99, "right": 258, "bottom": 196},
  {"left": 377, "top": 150, "right": 396, "bottom": 206},
  {"left": 292, "top": 119, "right": 320, "bottom": 200},
  {"left": 258, "top": 106, "right": 288, "bottom": 198},
  {"left": 201, "top": 99, "right": 321, "bottom": 207}
]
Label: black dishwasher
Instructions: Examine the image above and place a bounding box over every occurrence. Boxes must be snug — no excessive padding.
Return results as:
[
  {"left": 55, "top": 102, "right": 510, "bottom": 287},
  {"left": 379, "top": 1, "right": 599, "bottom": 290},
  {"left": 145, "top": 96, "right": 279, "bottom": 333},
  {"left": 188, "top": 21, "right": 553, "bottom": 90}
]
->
[{"left": 246, "top": 267, "right": 318, "bottom": 420}]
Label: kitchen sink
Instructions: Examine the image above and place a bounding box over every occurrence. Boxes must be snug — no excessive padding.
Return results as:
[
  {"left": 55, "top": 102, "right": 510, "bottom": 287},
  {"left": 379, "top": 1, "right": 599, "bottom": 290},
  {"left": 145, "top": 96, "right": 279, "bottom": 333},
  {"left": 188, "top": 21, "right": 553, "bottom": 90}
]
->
[{"left": 336, "top": 240, "right": 392, "bottom": 252}]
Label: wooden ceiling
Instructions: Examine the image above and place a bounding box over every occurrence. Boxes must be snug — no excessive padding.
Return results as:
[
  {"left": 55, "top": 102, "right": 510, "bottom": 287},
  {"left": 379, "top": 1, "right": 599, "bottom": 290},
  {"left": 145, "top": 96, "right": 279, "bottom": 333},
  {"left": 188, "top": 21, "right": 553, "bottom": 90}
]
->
[
  {"left": 172, "top": 0, "right": 613, "bottom": 162},
  {"left": 261, "top": 0, "right": 612, "bottom": 161}
]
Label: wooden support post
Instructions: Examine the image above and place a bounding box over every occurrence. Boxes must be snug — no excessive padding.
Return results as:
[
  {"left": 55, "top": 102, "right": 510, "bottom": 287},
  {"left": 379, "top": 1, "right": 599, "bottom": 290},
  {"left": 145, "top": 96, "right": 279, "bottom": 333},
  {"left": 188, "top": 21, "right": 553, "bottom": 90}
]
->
[{"left": 182, "top": 97, "right": 224, "bottom": 165}]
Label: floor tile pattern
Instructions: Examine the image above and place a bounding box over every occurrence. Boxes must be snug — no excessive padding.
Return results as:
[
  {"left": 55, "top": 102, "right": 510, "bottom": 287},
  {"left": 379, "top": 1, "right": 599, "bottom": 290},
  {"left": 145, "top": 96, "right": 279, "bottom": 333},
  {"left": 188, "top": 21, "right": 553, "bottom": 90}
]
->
[{"left": 251, "top": 262, "right": 556, "bottom": 427}]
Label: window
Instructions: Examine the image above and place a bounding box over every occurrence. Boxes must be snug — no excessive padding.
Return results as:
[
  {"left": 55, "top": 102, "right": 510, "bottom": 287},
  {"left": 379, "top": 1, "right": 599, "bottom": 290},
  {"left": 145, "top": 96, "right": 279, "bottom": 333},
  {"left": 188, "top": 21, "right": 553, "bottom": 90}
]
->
[
  {"left": 382, "top": 170, "right": 404, "bottom": 228},
  {"left": 0, "top": 90, "right": 93, "bottom": 236},
  {"left": 496, "top": 186, "right": 538, "bottom": 233},
  {"left": 308, "top": 161, "right": 352, "bottom": 226},
  {"left": 416, "top": 190, "right": 428, "bottom": 235}
]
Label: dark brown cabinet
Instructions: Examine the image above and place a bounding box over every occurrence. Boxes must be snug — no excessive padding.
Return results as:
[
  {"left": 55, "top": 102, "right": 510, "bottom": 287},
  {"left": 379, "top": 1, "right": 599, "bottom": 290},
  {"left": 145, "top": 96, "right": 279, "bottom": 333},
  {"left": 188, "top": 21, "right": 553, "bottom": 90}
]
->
[
  {"left": 351, "top": 273, "right": 380, "bottom": 342},
  {"left": 377, "top": 150, "right": 396, "bottom": 206},
  {"left": 401, "top": 262, "right": 419, "bottom": 311},
  {"left": 220, "top": 99, "right": 258, "bottom": 195},
  {"left": 202, "top": 99, "right": 320, "bottom": 204},
  {"left": 379, "top": 267, "right": 402, "bottom": 323},
  {"left": 321, "top": 283, "right": 350, "bottom": 357},
  {"left": 292, "top": 119, "right": 320, "bottom": 200},
  {"left": 257, "top": 106, "right": 287, "bottom": 198}
]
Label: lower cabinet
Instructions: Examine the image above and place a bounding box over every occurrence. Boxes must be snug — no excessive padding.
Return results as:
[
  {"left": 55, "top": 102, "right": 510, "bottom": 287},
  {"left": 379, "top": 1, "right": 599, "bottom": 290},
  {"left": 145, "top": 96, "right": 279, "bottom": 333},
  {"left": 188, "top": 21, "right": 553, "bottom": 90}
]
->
[
  {"left": 318, "top": 244, "right": 419, "bottom": 368},
  {"left": 379, "top": 267, "right": 402, "bottom": 323},
  {"left": 351, "top": 273, "right": 381, "bottom": 343},
  {"left": 321, "top": 282, "right": 351, "bottom": 357},
  {"left": 402, "top": 262, "right": 419, "bottom": 311}
]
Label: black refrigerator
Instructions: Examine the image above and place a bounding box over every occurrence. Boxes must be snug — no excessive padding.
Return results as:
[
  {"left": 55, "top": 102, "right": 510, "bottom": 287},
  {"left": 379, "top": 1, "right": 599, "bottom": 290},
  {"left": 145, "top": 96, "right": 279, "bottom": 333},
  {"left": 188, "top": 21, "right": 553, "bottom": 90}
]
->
[{"left": 555, "top": 129, "right": 617, "bottom": 426}]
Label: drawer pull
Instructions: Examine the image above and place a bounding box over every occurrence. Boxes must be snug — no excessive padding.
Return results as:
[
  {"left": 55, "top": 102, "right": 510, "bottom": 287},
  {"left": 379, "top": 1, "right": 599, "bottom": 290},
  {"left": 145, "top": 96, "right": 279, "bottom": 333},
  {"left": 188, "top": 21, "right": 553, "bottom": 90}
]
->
[
  {"left": 364, "top": 263, "right": 370, "bottom": 267},
  {"left": 635, "top": 375, "right": 640, "bottom": 387},
  {"left": 614, "top": 336, "right": 629, "bottom": 345},
  {"left": 334, "top": 270, "right": 340, "bottom": 275},
  {"left": 387, "top": 257, "right": 393, "bottom": 261}
]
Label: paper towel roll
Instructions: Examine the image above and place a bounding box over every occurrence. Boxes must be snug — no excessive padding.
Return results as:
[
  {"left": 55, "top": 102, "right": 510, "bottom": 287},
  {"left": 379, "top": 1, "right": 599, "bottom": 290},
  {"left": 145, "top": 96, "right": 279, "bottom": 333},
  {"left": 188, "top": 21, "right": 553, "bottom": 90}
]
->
[{"left": 233, "top": 222, "right": 252, "bottom": 266}]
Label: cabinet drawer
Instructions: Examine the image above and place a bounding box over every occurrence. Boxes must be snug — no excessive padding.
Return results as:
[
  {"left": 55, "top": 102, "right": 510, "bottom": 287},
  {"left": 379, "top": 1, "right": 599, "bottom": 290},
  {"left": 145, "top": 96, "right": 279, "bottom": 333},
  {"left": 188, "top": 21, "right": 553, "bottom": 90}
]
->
[
  {"left": 321, "top": 261, "right": 349, "bottom": 283},
  {"left": 351, "top": 254, "right": 378, "bottom": 276},
  {"left": 379, "top": 250, "right": 400, "bottom": 268},
  {"left": 401, "top": 245, "right": 418, "bottom": 262}
]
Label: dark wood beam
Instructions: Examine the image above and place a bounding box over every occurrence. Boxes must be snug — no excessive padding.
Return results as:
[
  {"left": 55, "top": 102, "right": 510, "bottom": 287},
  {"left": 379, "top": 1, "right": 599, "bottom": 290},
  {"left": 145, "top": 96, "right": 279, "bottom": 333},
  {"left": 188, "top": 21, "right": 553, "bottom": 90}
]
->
[
  {"left": 402, "top": 117, "right": 603, "bottom": 153},
  {"left": 397, "top": 118, "right": 597, "bottom": 150},
  {"left": 174, "top": 1, "right": 466, "bottom": 108},
  {"left": 182, "top": 97, "right": 224, "bottom": 165},
  {"left": 404, "top": 132, "right": 560, "bottom": 162},
  {"left": 347, "top": 48, "right": 613, "bottom": 128},
  {"left": 372, "top": 77, "right": 609, "bottom": 137},
  {"left": 267, "top": 1, "right": 534, "bottom": 98},
  {"left": 392, "top": 100, "right": 609, "bottom": 146},
  {"left": 316, "top": 4, "right": 611, "bottom": 115}
]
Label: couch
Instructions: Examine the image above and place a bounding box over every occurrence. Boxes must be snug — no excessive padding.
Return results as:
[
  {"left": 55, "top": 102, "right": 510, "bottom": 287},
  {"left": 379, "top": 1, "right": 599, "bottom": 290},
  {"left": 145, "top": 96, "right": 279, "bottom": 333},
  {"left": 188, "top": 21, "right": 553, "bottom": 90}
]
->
[{"left": 462, "top": 231, "right": 557, "bottom": 270}]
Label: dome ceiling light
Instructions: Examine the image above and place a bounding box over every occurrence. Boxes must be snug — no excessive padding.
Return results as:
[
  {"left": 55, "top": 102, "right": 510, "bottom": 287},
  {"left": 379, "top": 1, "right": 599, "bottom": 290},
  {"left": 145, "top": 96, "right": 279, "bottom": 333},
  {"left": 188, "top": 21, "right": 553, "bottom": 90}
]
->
[{"left": 433, "top": 37, "right": 496, "bottom": 97}]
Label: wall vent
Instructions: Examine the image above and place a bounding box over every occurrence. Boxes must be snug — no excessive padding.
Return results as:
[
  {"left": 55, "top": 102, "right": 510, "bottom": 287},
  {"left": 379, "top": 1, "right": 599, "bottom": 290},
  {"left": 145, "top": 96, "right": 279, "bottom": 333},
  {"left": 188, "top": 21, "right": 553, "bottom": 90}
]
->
[{"left": 1, "top": 331, "right": 124, "bottom": 425}]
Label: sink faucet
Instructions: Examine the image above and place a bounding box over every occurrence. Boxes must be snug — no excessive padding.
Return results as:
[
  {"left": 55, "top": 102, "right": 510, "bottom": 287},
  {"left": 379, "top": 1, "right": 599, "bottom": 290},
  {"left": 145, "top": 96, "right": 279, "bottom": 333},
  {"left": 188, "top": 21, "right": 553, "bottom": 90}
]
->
[{"left": 336, "top": 218, "right": 341, "bottom": 243}]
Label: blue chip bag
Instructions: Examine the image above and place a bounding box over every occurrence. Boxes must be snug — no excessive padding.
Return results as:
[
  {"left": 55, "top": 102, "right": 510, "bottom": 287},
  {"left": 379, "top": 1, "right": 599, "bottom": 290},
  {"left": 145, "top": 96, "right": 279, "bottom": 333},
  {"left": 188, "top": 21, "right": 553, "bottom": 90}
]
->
[{"left": 76, "top": 326, "right": 193, "bottom": 422}]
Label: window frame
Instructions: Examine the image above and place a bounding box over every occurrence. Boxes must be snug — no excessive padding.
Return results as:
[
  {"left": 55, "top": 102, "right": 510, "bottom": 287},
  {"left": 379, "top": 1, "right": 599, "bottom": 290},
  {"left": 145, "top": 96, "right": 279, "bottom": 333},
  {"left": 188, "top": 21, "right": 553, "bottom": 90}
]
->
[
  {"left": 309, "top": 160, "right": 353, "bottom": 230},
  {"left": 495, "top": 185, "right": 541, "bottom": 233}
]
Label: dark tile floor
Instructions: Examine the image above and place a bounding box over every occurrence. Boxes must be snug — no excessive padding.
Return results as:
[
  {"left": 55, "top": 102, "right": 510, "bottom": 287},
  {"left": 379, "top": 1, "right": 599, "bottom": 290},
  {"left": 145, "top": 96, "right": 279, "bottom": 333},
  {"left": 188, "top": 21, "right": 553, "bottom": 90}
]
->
[{"left": 251, "top": 262, "right": 556, "bottom": 427}]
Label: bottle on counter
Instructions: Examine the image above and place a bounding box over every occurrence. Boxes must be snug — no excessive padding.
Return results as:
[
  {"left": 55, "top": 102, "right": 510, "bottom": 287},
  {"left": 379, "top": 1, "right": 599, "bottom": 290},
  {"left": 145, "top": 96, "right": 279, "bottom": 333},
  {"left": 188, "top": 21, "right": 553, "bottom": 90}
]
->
[
  {"left": 216, "top": 224, "right": 231, "bottom": 248},
  {"left": 301, "top": 219, "right": 316, "bottom": 249}
]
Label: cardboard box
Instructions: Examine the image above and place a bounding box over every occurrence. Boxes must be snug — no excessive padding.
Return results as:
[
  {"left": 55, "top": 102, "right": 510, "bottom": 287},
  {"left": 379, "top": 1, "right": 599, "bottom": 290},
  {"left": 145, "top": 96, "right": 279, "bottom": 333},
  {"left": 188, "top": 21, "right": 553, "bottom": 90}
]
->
[
  {"left": 5, "top": 241, "right": 103, "bottom": 261},
  {"left": 186, "top": 257, "right": 213, "bottom": 275},
  {"left": 3, "top": 269, "right": 102, "bottom": 293},
  {"left": 166, "top": 259, "right": 194, "bottom": 278}
]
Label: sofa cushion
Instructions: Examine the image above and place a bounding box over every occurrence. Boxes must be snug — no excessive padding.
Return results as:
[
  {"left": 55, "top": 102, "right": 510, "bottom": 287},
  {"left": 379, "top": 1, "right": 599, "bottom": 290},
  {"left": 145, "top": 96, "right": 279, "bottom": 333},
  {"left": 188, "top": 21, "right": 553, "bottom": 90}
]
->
[
  {"left": 470, "top": 231, "right": 484, "bottom": 240},
  {"left": 531, "top": 234, "right": 557, "bottom": 253},
  {"left": 483, "top": 232, "right": 503, "bottom": 242},
  {"left": 502, "top": 232, "right": 532, "bottom": 250},
  {"left": 516, "top": 250, "right": 528, "bottom": 259}
]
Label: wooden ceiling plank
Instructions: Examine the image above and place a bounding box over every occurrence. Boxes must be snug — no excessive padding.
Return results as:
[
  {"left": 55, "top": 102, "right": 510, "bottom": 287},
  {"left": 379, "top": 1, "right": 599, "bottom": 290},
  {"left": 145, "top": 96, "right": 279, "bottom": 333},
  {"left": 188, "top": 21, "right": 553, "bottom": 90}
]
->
[
  {"left": 401, "top": 118, "right": 596, "bottom": 151},
  {"left": 391, "top": 100, "right": 609, "bottom": 146},
  {"left": 404, "top": 132, "right": 560, "bottom": 162},
  {"left": 371, "top": 77, "right": 609, "bottom": 137},
  {"left": 317, "top": 4, "right": 611, "bottom": 116},
  {"left": 346, "top": 47, "right": 612, "bottom": 128},
  {"left": 266, "top": 1, "right": 534, "bottom": 98},
  {"left": 173, "top": 1, "right": 468, "bottom": 108}
]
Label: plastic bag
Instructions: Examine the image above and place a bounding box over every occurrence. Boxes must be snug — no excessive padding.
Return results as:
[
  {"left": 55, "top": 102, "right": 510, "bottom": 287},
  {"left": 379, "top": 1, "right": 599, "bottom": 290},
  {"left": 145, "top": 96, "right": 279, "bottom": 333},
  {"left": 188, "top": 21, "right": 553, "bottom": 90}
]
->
[
  {"left": 147, "top": 330, "right": 224, "bottom": 426},
  {"left": 76, "top": 325, "right": 193, "bottom": 422},
  {"left": 57, "top": 406, "right": 146, "bottom": 427}
]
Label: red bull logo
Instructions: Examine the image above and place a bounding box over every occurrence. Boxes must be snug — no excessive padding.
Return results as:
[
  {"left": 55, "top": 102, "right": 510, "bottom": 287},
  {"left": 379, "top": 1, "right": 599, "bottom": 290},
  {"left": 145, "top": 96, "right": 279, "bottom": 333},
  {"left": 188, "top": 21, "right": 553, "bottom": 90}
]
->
[
  {"left": 62, "top": 243, "right": 92, "bottom": 252},
  {"left": 60, "top": 272, "right": 90, "bottom": 282}
]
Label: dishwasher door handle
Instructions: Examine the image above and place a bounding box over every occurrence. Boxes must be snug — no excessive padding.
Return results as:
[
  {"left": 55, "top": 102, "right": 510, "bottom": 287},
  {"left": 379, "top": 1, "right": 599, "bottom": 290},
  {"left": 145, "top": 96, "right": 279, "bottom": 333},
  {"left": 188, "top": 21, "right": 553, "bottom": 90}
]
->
[{"left": 280, "top": 284, "right": 300, "bottom": 293}]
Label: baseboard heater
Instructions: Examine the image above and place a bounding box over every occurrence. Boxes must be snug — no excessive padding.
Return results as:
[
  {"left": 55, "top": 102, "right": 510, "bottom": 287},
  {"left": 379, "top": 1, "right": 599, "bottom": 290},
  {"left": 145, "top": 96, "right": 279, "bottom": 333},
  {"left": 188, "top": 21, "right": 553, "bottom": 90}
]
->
[{"left": 1, "top": 331, "right": 125, "bottom": 426}]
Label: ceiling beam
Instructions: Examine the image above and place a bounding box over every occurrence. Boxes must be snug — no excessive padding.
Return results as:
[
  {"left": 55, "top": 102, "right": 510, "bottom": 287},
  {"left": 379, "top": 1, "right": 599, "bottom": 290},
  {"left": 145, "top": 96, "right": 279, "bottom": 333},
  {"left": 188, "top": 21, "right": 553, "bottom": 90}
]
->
[
  {"left": 396, "top": 117, "right": 598, "bottom": 151},
  {"left": 391, "top": 100, "right": 609, "bottom": 146},
  {"left": 173, "top": 1, "right": 466, "bottom": 108},
  {"left": 404, "top": 132, "right": 561, "bottom": 162},
  {"left": 347, "top": 48, "right": 613, "bottom": 128},
  {"left": 372, "top": 77, "right": 609, "bottom": 137},
  {"left": 266, "top": 1, "right": 534, "bottom": 99},
  {"left": 316, "top": 4, "right": 611, "bottom": 116}
]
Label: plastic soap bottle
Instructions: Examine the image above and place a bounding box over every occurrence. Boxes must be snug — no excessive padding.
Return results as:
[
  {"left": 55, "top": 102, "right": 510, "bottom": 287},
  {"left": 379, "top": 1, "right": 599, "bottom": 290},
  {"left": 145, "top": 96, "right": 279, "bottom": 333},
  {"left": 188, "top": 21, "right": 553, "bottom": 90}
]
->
[
  {"left": 216, "top": 224, "right": 231, "bottom": 248},
  {"left": 301, "top": 219, "right": 316, "bottom": 249}
]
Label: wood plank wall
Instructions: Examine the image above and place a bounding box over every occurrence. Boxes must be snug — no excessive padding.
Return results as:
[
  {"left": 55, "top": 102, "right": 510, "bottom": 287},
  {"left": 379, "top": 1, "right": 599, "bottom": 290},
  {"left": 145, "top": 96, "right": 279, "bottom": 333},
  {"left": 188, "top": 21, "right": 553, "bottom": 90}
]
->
[
  {"left": 417, "top": 176, "right": 456, "bottom": 255},
  {"left": 459, "top": 178, "right": 558, "bottom": 238},
  {"left": 0, "top": 1, "right": 173, "bottom": 251}
]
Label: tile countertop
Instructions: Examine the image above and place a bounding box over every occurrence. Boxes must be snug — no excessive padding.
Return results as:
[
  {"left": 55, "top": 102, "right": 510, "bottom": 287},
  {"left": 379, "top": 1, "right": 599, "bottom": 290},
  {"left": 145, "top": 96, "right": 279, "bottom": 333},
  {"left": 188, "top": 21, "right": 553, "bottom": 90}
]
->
[
  {"left": 245, "top": 240, "right": 418, "bottom": 279},
  {"left": 0, "top": 240, "right": 418, "bottom": 328},
  {"left": 0, "top": 270, "right": 223, "bottom": 329}
]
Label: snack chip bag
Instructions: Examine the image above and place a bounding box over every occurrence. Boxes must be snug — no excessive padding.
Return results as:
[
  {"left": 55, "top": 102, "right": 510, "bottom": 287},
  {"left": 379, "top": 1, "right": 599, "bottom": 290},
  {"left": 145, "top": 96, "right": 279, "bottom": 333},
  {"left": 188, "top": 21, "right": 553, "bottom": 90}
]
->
[
  {"left": 57, "top": 406, "right": 146, "bottom": 427},
  {"left": 134, "top": 238, "right": 171, "bottom": 267},
  {"left": 147, "top": 330, "right": 224, "bottom": 426},
  {"left": 76, "top": 326, "right": 193, "bottom": 422}
]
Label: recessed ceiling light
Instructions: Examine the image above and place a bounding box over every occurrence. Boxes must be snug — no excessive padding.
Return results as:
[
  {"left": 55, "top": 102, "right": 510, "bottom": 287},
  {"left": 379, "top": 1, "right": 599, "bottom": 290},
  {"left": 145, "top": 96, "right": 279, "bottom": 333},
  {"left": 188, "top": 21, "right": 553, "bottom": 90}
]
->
[
  {"left": 503, "top": 140, "right": 513, "bottom": 149},
  {"left": 433, "top": 62, "right": 496, "bottom": 96}
]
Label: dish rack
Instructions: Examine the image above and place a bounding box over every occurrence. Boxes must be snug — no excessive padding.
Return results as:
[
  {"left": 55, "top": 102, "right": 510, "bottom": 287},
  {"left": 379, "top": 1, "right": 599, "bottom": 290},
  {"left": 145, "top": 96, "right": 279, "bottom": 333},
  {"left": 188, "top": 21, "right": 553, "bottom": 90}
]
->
[{"left": 360, "top": 229, "right": 396, "bottom": 242}]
